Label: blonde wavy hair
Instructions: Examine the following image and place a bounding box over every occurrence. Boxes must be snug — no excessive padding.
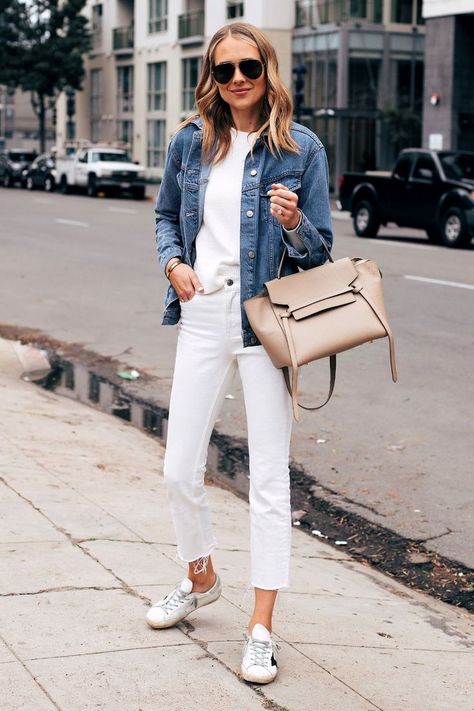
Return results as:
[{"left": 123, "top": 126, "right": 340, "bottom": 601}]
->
[{"left": 179, "top": 22, "right": 299, "bottom": 163}]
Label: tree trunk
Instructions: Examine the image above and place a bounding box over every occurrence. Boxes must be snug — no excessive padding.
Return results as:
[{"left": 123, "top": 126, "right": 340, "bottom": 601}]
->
[{"left": 38, "top": 94, "right": 46, "bottom": 153}]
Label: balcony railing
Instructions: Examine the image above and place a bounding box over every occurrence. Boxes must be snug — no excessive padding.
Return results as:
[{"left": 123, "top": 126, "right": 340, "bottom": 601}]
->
[
  {"left": 178, "top": 11, "right": 205, "bottom": 42},
  {"left": 113, "top": 26, "right": 134, "bottom": 52},
  {"left": 295, "top": 0, "right": 382, "bottom": 27}
]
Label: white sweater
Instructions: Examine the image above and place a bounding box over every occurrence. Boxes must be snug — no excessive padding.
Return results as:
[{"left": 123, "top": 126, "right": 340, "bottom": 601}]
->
[{"left": 193, "top": 128, "right": 305, "bottom": 294}]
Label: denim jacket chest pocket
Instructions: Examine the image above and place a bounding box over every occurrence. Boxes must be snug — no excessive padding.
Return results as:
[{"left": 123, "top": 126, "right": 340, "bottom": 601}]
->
[{"left": 259, "top": 172, "right": 302, "bottom": 225}]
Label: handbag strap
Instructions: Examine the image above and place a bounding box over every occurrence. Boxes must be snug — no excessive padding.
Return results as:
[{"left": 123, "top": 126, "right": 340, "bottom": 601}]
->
[
  {"left": 356, "top": 289, "right": 398, "bottom": 383},
  {"left": 281, "top": 313, "right": 337, "bottom": 421},
  {"left": 280, "top": 288, "right": 397, "bottom": 421},
  {"left": 282, "top": 357, "right": 337, "bottom": 422},
  {"left": 277, "top": 232, "right": 333, "bottom": 279}
]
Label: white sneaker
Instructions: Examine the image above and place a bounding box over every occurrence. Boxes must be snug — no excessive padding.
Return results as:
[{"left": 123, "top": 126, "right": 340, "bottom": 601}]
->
[
  {"left": 241, "top": 623, "right": 278, "bottom": 684},
  {"left": 146, "top": 574, "right": 221, "bottom": 629}
]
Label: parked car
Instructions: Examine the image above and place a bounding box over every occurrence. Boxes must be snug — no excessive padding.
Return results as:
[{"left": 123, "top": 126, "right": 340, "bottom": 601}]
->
[
  {"left": 56, "top": 146, "right": 146, "bottom": 199},
  {"left": 22, "top": 153, "right": 56, "bottom": 192},
  {"left": 338, "top": 149, "right": 474, "bottom": 248},
  {"left": 0, "top": 149, "right": 37, "bottom": 188}
]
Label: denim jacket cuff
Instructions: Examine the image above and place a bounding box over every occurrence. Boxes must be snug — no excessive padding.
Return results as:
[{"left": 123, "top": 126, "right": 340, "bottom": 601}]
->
[{"left": 159, "top": 248, "right": 183, "bottom": 272}]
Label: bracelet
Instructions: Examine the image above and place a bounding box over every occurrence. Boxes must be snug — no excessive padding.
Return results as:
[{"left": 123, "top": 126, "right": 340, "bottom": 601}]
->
[{"left": 166, "top": 259, "right": 181, "bottom": 279}]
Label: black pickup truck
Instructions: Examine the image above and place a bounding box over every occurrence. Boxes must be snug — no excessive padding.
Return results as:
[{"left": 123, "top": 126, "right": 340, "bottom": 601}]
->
[{"left": 338, "top": 149, "right": 474, "bottom": 248}]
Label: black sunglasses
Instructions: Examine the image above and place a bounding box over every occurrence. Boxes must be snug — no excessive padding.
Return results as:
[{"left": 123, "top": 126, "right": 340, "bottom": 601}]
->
[{"left": 212, "top": 59, "right": 264, "bottom": 85}]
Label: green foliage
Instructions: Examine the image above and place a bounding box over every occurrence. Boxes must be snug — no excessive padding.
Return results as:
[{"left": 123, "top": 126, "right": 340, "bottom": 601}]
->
[
  {"left": 0, "top": 0, "right": 91, "bottom": 150},
  {"left": 18, "top": 0, "right": 91, "bottom": 98},
  {"left": 0, "top": 0, "right": 27, "bottom": 87}
]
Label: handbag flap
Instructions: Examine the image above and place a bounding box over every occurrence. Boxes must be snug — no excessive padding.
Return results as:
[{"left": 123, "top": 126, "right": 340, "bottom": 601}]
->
[
  {"left": 265, "top": 257, "right": 359, "bottom": 311},
  {"left": 292, "top": 291, "right": 356, "bottom": 320}
]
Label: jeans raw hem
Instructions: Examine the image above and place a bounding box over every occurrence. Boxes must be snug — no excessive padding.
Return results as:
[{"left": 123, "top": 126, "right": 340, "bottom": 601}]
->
[
  {"left": 176, "top": 541, "right": 217, "bottom": 564},
  {"left": 251, "top": 580, "right": 290, "bottom": 591}
]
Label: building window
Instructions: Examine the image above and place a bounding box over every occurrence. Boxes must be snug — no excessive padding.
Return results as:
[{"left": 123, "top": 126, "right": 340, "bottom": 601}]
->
[
  {"left": 227, "top": 1, "right": 244, "bottom": 19},
  {"left": 391, "top": 0, "right": 414, "bottom": 23},
  {"left": 90, "top": 68, "right": 102, "bottom": 142},
  {"left": 117, "top": 65, "right": 134, "bottom": 114},
  {"left": 148, "top": 62, "right": 167, "bottom": 111},
  {"left": 147, "top": 119, "right": 166, "bottom": 167},
  {"left": 117, "top": 120, "right": 133, "bottom": 150},
  {"left": 91, "top": 3, "right": 103, "bottom": 49},
  {"left": 182, "top": 57, "right": 202, "bottom": 112},
  {"left": 149, "top": 0, "right": 168, "bottom": 33}
]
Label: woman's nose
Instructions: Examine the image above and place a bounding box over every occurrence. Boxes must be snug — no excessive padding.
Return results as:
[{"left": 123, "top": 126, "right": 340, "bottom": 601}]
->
[{"left": 232, "top": 66, "right": 246, "bottom": 83}]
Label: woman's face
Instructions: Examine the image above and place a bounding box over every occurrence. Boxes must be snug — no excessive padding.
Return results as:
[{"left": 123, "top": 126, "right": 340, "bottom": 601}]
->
[{"left": 212, "top": 36, "right": 266, "bottom": 117}]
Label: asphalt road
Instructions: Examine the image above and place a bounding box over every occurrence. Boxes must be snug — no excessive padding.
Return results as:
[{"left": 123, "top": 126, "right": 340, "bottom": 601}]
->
[{"left": 1, "top": 186, "right": 473, "bottom": 568}]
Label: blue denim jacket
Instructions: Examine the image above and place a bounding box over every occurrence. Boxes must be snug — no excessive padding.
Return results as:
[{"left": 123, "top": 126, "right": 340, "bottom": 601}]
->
[{"left": 155, "top": 117, "right": 333, "bottom": 346}]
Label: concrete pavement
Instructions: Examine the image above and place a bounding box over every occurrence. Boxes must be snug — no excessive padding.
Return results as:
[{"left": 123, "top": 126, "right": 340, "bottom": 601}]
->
[{"left": 1, "top": 335, "right": 473, "bottom": 711}]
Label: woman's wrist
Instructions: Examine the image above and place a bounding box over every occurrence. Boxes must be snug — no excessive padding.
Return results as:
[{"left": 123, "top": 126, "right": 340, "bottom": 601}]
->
[
  {"left": 165, "top": 257, "right": 182, "bottom": 279},
  {"left": 284, "top": 209, "right": 303, "bottom": 233}
]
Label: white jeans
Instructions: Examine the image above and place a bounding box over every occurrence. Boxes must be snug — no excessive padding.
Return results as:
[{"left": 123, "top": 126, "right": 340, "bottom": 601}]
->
[{"left": 163, "top": 278, "right": 293, "bottom": 589}]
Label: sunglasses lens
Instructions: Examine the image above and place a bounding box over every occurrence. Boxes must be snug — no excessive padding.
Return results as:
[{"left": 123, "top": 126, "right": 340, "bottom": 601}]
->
[
  {"left": 213, "top": 60, "right": 264, "bottom": 84},
  {"left": 213, "top": 63, "right": 234, "bottom": 84},
  {"left": 240, "top": 59, "right": 263, "bottom": 80}
]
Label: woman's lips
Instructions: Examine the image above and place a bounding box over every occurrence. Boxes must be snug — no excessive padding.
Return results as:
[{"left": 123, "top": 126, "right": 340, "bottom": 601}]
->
[{"left": 231, "top": 88, "right": 251, "bottom": 96}]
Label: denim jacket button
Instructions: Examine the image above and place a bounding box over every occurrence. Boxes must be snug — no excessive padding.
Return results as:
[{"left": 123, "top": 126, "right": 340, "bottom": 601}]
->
[
  {"left": 248, "top": 250, "right": 255, "bottom": 258},
  {"left": 250, "top": 336, "right": 257, "bottom": 345},
  {"left": 250, "top": 169, "right": 257, "bottom": 176},
  {"left": 246, "top": 210, "right": 254, "bottom": 218}
]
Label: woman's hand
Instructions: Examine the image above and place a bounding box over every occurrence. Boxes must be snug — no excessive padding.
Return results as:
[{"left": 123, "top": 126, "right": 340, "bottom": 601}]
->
[
  {"left": 167, "top": 261, "right": 204, "bottom": 302},
  {"left": 267, "top": 183, "right": 301, "bottom": 230}
]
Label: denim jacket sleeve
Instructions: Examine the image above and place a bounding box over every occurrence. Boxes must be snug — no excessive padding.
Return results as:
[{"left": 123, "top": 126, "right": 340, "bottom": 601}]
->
[
  {"left": 281, "top": 144, "right": 333, "bottom": 269},
  {"left": 155, "top": 139, "right": 184, "bottom": 272}
]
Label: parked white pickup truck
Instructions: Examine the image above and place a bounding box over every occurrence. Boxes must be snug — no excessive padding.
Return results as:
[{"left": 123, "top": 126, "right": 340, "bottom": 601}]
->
[{"left": 56, "top": 146, "right": 146, "bottom": 199}]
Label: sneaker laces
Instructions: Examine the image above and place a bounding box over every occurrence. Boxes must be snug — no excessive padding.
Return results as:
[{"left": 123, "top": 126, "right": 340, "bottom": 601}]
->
[
  {"left": 156, "top": 584, "right": 189, "bottom": 614},
  {"left": 245, "top": 634, "right": 273, "bottom": 667}
]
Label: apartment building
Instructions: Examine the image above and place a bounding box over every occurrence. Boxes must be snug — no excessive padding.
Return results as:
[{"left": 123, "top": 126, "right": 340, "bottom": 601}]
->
[
  {"left": 56, "top": 0, "right": 294, "bottom": 177},
  {"left": 422, "top": 0, "right": 474, "bottom": 151},
  {"left": 293, "top": 0, "right": 426, "bottom": 189}
]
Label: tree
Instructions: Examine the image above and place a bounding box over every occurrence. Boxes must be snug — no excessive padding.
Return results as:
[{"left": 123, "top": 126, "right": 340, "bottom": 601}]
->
[
  {"left": 0, "top": 0, "right": 26, "bottom": 88},
  {"left": 1, "top": 0, "right": 91, "bottom": 152}
]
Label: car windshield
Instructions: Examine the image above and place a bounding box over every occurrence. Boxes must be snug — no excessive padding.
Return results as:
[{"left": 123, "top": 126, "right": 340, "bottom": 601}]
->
[
  {"left": 8, "top": 151, "right": 36, "bottom": 162},
  {"left": 91, "top": 152, "right": 131, "bottom": 163},
  {"left": 438, "top": 152, "right": 474, "bottom": 182}
]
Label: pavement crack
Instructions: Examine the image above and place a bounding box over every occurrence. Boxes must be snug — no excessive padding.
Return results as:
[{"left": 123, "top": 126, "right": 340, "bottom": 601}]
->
[
  {"left": 0, "top": 632, "right": 62, "bottom": 710},
  {"left": 416, "top": 528, "right": 456, "bottom": 543},
  {"left": 0, "top": 585, "right": 122, "bottom": 598}
]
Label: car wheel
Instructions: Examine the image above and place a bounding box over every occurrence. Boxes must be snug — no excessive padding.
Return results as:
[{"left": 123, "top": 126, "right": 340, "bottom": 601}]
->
[
  {"left": 87, "top": 175, "right": 97, "bottom": 197},
  {"left": 44, "top": 177, "right": 54, "bottom": 192},
  {"left": 352, "top": 200, "right": 380, "bottom": 238},
  {"left": 26, "top": 176, "right": 34, "bottom": 190},
  {"left": 440, "top": 207, "right": 470, "bottom": 248},
  {"left": 59, "top": 175, "right": 69, "bottom": 194},
  {"left": 132, "top": 186, "right": 146, "bottom": 200},
  {"left": 3, "top": 174, "right": 12, "bottom": 188}
]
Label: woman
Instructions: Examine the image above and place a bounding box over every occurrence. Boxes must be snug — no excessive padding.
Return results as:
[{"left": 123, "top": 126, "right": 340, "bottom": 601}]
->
[{"left": 149, "top": 22, "right": 333, "bottom": 684}]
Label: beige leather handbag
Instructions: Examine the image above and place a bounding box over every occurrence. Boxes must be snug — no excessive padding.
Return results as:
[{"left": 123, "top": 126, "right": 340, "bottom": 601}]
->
[{"left": 243, "top": 243, "right": 398, "bottom": 421}]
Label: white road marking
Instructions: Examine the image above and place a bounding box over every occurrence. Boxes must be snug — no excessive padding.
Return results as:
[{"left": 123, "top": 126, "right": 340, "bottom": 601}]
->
[
  {"left": 404, "top": 275, "right": 474, "bottom": 290},
  {"left": 107, "top": 206, "right": 137, "bottom": 214},
  {"left": 55, "top": 218, "right": 89, "bottom": 227},
  {"left": 331, "top": 210, "right": 350, "bottom": 221}
]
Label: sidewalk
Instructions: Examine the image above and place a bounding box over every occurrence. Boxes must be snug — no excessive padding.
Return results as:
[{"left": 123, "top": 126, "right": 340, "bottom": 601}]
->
[{"left": 0, "top": 337, "right": 473, "bottom": 711}]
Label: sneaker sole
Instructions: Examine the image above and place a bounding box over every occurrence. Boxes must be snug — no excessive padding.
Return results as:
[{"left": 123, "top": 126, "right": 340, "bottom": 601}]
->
[
  {"left": 240, "top": 665, "right": 277, "bottom": 684},
  {"left": 146, "top": 579, "right": 222, "bottom": 629}
]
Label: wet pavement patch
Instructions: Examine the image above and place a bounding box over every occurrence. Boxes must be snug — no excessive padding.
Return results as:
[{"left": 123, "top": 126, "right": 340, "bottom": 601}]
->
[{"left": 1, "top": 323, "right": 473, "bottom": 613}]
